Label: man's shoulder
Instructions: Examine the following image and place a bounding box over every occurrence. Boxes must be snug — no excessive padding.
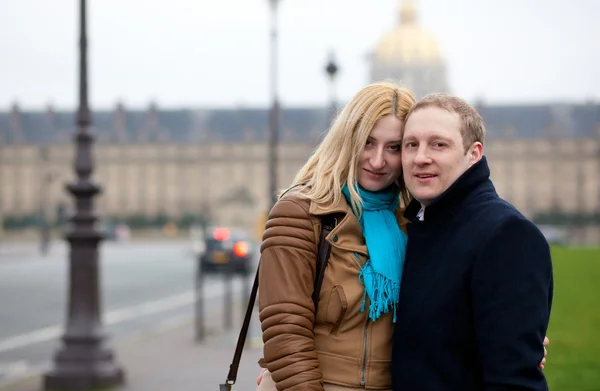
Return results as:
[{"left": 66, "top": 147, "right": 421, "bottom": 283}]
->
[
  {"left": 466, "top": 194, "right": 526, "bottom": 226},
  {"left": 469, "top": 197, "right": 547, "bottom": 248},
  {"left": 461, "top": 195, "right": 546, "bottom": 244}
]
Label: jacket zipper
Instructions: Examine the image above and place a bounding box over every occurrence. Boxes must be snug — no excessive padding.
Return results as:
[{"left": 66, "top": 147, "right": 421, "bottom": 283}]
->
[
  {"left": 360, "top": 318, "right": 369, "bottom": 386},
  {"left": 354, "top": 254, "right": 369, "bottom": 387}
]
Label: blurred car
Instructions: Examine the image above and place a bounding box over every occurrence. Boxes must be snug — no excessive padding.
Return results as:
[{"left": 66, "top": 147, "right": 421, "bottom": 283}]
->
[
  {"left": 199, "top": 227, "right": 254, "bottom": 275},
  {"left": 114, "top": 223, "right": 131, "bottom": 242},
  {"left": 537, "top": 224, "right": 569, "bottom": 246},
  {"left": 100, "top": 221, "right": 118, "bottom": 240},
  {"left": 100, "top": 221, "right": 130, "bottom": 242}
]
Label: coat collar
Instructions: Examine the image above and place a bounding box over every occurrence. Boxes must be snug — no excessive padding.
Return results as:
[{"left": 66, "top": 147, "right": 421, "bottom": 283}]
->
[{"left": 404, "top": 156, "right": 491, "bottom": 223}]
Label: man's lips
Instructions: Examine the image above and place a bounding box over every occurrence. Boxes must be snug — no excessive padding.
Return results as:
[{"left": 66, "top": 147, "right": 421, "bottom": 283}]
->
[{"left": 414, "top": 173, "right": 437, "bottom": 182}]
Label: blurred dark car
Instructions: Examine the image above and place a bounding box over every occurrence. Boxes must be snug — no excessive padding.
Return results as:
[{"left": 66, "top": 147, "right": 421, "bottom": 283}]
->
[{"left": 199, "top": 227, "right": 254, "bottom": 275}]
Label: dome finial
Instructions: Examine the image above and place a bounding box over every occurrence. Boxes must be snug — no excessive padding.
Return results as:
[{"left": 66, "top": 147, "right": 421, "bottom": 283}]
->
[{"left": 399, "top": 0, "right": 418, "bottom": 25}]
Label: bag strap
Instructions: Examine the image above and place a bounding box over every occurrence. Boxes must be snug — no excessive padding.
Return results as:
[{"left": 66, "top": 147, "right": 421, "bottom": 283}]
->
[
  {"left": 312, "top": 214, "right": 337, "bottom": 315},
  {"left": 222, "top": 213, "right": 338, "bottom": 388},
  {"left": 222, "top": 262, "right": 259, "bottom": 389}
]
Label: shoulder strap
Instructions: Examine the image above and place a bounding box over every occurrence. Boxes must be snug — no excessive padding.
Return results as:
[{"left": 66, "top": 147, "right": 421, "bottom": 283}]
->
[
  {"left": 222, "top": 265, "right": 259, "bottom": 388},
  {"left": 222, "top": 214, "right": 338, "bottom": 387},
  {"left": 312, "top": 214, "right": 337, "bottom": 315}
]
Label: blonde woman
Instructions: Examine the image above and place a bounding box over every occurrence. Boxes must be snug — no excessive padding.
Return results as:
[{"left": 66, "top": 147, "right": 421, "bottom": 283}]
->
[
  {"left": 257, "top": 82, "right": 413, "bottom": 391},
  {"left": 256, "top": 82, "right": 548, "bottom": 390}
]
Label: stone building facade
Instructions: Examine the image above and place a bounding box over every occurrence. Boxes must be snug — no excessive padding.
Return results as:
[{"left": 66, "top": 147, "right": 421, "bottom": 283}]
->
[{"left": 1, "top": 0, "right": 599, "bottom": 242}]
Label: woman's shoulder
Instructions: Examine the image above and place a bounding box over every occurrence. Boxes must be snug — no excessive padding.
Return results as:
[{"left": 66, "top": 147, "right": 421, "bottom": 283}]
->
[
  {"left": 262, "top": 187, "right": 317, "bottom": 251},
  {"left": 278, "top": 185, "right": 310, "bottom": 201},
  {"left": 268, "top": 186, "right": 313, "bottom": 222}
]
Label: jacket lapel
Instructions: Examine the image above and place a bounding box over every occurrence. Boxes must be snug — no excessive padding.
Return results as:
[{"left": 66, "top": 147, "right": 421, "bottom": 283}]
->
[
  {"left": 310, "top": 196, "right": 409, "bottom": 258},
  {"left": 310, "top": 196, "right": 369, "bottom": 258}
]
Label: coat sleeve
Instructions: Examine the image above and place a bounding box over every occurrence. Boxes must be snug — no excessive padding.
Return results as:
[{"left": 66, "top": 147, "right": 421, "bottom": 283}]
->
[
  {"left": 471, "top": 215, "right": 554, "bottom": 391},
  {"left": 258, "top": 197, "right": 324, "bottom": 391}
]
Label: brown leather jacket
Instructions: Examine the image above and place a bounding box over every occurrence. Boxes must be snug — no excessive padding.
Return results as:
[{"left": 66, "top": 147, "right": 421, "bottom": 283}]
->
[{"left": 258, "top": 189, "right": 408, "bottom": 390}]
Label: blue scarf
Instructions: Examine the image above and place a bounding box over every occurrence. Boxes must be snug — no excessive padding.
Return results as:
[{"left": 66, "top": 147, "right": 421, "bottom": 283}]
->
[{"left": 342, "top": 184, "right": 408, "bottom": 322}]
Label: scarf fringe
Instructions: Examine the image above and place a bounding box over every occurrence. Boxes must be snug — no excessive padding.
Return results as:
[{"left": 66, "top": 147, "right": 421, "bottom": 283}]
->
[{"left": 359, "top": 261, "right": 400, "bottom": 323}]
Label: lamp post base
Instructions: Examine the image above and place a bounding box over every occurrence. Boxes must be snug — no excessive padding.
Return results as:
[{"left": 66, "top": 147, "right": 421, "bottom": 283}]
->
[{"left": 44, "top": 339, "right": 124, "bottom": 391}]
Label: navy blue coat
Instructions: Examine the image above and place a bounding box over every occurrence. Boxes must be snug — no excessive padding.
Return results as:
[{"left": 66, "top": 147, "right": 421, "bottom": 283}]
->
[{"left": 392, "top": 157, "right": 553, "bottom": 391}]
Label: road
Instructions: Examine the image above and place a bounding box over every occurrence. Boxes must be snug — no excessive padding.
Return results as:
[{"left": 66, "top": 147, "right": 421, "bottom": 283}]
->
[{"left": 0, "top": 240, "right": 256, "bottom": 386}]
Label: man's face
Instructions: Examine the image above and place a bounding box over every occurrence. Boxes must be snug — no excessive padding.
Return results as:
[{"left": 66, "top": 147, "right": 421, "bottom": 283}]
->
[
  {"left": 402, "top": 106, "right": 482, "bottom": 206},
  {"left": 357, "top": 115, "right": 404, "bottom": 192}
]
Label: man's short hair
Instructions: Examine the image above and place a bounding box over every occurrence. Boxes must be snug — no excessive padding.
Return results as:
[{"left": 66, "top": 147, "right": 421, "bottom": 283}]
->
[{"left": 404, "top": 93, "right": 486, "bottom": 153}]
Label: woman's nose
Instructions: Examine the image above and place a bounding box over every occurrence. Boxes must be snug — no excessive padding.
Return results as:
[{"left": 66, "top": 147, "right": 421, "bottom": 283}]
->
[{"left": 370, "top": 150, "right": 386, "bottom": 169}]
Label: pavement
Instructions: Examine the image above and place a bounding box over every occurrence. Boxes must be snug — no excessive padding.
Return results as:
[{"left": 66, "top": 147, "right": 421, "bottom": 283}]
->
[
  {"left": 0, "top": 239, "right": 264, "bottom": 391},
  {"left": 0, "top": 242, "right": 42, "bottom": 261},
  {"left": 1, "top": 299, "right": 265, "bottom": 391}
]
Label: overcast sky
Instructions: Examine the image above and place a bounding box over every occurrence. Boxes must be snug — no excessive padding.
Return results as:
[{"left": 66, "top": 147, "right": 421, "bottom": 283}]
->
[{"left": 0, "top": 0, "right": 598, "bottom": 110}]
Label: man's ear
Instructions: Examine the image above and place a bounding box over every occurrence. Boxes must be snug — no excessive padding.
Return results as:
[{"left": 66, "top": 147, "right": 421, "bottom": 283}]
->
[{"left": 468, "top": 142, "right": 483, "bottom": 167}]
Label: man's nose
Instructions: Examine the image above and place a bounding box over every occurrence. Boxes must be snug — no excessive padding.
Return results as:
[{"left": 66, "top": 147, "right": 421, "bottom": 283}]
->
[
  {"left": 414, "top": 146, "right": 431, "bottom": 165},
  {"left": 370, "top": 149, "right": 386, "bottom": 169}
]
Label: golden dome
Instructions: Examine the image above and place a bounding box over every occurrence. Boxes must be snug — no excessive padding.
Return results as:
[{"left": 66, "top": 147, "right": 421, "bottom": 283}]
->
[{"left": 373, "top": 0, "right": 443, "bottom": 65}]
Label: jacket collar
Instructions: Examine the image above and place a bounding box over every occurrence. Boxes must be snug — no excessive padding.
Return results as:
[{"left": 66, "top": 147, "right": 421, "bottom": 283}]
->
[
  {"left": 404, "top": 156, "right": 491, "bottom": 223},
  {"left": 310, "top": 192, "right": 409, "bottom": 257},
  {"left": 309, "top": 193, "right": 349, "bottom": 216}
]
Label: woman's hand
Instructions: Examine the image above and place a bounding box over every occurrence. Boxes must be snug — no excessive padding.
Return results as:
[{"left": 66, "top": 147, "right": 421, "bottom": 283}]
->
[
  {"left": 539, "top": 336, "right": 550, "bottom": 370},
  {"left": 257, "top": 368, "right": 267, "bottom": 385}
]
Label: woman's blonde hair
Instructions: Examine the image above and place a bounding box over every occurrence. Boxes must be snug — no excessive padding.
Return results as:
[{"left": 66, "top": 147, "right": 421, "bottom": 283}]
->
[{"left": 288, "top": 81, "right": 415, "bottom": 214}]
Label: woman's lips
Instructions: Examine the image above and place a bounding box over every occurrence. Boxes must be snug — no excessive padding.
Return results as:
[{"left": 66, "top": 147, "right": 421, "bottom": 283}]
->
[{"left": 364, "top": 169, "right": 385, "bottom": 179}]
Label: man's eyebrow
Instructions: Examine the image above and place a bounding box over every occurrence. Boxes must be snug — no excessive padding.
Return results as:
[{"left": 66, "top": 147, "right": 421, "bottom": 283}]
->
[
  {"left": 431, "top": 135, "right": 455, "bottom": 143},
  {"left": 410, "top": 133, "right": 454, "bottom": 142}
]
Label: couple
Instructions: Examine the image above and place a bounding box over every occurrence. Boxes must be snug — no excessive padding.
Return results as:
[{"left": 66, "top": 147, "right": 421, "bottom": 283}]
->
[{"left": 257, "top": 82, "right": 553, "bottom": 390}]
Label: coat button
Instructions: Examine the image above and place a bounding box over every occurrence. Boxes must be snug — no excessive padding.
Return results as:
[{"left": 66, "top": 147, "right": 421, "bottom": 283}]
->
[{"left": 332, "top": 235, "right": 338, "bottom": 243}]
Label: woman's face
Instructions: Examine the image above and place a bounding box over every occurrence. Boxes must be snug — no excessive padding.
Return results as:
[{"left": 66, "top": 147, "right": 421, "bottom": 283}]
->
[{"left": 357, "top": 115, "right": 404, "bottom": 192}]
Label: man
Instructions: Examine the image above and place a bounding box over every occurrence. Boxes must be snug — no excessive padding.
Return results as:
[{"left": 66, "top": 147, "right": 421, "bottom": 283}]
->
[{"left": 392, "top": 93, "right": 553, "bottom": 391}]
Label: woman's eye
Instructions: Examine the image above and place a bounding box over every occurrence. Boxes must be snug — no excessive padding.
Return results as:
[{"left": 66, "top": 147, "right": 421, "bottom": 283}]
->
[{"left": 390, "top": 144, "right": 401, "bottom": 152}]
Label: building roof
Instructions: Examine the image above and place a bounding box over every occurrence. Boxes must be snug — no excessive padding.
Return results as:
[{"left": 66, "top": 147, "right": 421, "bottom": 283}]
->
[
  {"left": 372, "top": 0, "right": 443, "bottom": 65},
  {"left": 479, "top": 103, "right": 600, "bottom": 139},
  {"left": 0, "top": 103, "right": 598, "bottom": 145}
]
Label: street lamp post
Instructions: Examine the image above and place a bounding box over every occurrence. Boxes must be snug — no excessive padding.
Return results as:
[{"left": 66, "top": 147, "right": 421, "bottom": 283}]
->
[
  {"left": 0, "top": 134, "right": 3, "bottom": 240},
  {"left": 38, "top": 147, "right": 52, "bottom": 256},
  {"left": 324, "top": 51, "right": 339, "bottom": 121},
  {"left": 267, "top": 0, "right": 280, "bottom": 209},
  {"left": 44, "top": 1, "right": 125, "bottom": 389},
  {"left": 576, "top": 140, "right": 586, "bottom": 243}
]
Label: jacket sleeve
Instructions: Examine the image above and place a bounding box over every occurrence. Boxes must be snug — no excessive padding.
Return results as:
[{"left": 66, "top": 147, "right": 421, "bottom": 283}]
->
[
  {"left": 471, "top": 216, "right": 554, "bottom": 391},
  {"left": 258, "top": 197, "right": 324, "bottom": 391}
]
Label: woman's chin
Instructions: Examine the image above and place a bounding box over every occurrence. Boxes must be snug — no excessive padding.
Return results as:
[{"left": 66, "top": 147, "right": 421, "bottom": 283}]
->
[{"left": 358, "top": 179, "right": 388, "bottom": 192}]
